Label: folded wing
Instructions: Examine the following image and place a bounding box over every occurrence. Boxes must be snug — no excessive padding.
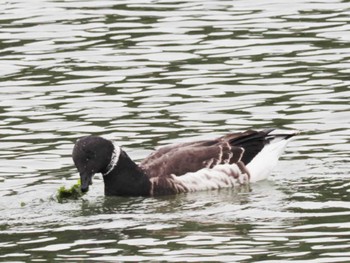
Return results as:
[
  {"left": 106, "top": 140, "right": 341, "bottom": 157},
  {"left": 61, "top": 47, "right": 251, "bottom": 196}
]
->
[{"left": 140, "top": 132, "right": 261, "bottom": 178}]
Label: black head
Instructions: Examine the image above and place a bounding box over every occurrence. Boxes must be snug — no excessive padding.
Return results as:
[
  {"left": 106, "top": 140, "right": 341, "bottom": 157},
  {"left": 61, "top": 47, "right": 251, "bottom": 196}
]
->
[{"left": 72, "top": 136, "right": 120, "bottom": 193}]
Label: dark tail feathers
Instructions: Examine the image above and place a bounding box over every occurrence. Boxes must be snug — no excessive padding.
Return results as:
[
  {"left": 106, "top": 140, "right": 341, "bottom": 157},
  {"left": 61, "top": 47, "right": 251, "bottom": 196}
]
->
[{"left": 230, "top": 128, "right": 297, "bottom": 165}]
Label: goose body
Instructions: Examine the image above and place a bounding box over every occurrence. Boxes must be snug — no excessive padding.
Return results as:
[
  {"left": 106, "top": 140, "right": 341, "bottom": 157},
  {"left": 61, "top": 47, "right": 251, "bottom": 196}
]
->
[{"left": 72, "top": 129, "right": 297, "bottom": 196}]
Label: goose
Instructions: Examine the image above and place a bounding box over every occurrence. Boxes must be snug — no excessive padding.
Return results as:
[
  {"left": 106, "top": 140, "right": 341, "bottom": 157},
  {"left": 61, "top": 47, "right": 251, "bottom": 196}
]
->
[{"left": 72, "top": 128, "right": 298, "bottom": 196}]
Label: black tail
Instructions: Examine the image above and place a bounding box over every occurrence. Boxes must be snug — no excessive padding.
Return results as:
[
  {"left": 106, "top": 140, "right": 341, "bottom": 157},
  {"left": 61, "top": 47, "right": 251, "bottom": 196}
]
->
[{"left": 229, "top": 128, "right": 295, "bottom": 165}]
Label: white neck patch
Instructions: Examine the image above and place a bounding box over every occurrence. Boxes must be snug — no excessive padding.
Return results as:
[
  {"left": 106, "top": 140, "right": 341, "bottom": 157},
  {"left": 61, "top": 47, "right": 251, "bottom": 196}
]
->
[{"left": 103, "top": 142, "right": 121, "bottom": 176}]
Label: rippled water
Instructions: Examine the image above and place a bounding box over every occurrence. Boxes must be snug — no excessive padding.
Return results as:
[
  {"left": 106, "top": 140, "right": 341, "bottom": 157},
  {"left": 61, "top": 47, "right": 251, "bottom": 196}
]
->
[{"left": 1, "top": 0, "right": 349, "bottom": 261}]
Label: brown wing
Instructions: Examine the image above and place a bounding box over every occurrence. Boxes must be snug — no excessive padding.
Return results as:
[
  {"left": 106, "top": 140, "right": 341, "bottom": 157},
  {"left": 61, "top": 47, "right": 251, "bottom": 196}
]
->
[
  {"left": 223, "top": 129, "right": 274, "bottom": 164},
  {"left": 140, "top": 138, "right": 244, "bottom": 178}
]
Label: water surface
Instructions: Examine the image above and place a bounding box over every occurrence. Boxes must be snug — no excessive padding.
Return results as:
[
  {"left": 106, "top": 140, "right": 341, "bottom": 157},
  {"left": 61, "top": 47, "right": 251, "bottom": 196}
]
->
[{"left": 0, "top": 0, "right": 349, "bottom": 262}]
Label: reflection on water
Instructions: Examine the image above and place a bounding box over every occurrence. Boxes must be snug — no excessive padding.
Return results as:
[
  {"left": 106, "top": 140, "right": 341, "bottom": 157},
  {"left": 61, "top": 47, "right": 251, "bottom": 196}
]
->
[{"left": 0, "top": 0, "right": 349, "bottom": 261}]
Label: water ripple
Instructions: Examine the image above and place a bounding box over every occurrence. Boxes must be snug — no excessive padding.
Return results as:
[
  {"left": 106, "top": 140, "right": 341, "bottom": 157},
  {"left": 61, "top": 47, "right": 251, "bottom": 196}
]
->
[{"left": 0, "top": 0, "right": 350, "bottom": 261}]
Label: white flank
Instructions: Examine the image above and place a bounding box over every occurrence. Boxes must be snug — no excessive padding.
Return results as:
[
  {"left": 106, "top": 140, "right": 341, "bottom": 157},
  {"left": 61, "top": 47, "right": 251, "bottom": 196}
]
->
[
  {"left": 246, "top": 138, "right": 292, "bottom": 183},
  {"left": 173, "top": 164, "right": 249, "bottom": 192},
  {"left": 103, "top": 142, "right": 121, "bottom": 176}
]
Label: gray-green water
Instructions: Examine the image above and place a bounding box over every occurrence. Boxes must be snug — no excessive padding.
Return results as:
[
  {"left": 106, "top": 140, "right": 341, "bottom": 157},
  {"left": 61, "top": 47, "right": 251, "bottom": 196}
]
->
[{"left": 1, "top": 0, "right": 349, "bottom": 262}]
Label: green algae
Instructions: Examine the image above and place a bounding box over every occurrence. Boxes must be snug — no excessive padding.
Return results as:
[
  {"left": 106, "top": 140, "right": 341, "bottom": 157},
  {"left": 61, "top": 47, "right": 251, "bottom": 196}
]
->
[{"left": 57, "top": 179, "right": 85, "bottom": 202}]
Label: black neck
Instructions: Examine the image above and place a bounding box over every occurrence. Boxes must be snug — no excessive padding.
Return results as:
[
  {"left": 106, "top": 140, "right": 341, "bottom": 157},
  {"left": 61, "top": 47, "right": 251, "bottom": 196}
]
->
[{"left": 102, "top": 150, "right": 151, "bottom": 196}]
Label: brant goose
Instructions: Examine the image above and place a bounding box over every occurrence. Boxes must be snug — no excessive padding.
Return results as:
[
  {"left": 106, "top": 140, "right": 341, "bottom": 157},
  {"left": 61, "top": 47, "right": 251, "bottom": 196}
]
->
[{"left": 72, "top": 129, "right": 298, "bottom": 196}]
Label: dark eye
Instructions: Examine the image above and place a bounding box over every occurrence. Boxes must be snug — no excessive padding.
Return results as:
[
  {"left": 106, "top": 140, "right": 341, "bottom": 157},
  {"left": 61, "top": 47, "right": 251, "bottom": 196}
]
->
[{"left": 85, "top": 150, "right": 95, "bottom": 161}]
